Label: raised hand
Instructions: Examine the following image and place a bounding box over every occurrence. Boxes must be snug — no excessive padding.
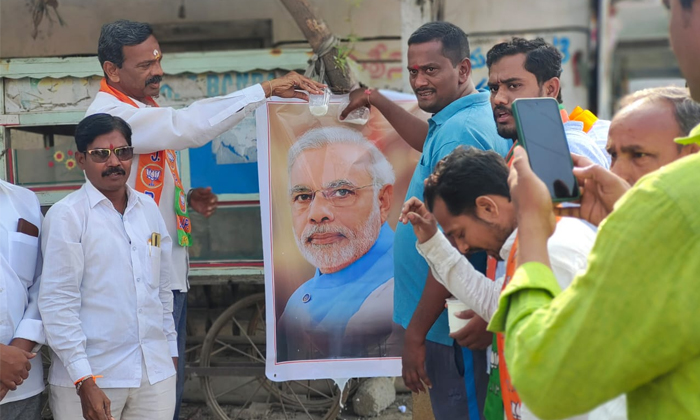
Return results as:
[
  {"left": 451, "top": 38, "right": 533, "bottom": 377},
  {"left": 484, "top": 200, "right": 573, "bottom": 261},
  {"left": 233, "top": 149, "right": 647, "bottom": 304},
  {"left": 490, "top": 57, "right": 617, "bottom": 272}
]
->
[
  {"left": 555, "top": 154, "right": 631, "bottom": 226},
  {"left": 508, "top": 146, "right": 557, "bottom": 240},
  {"left": 266, "top": 71, "right": 326, "bottom": 100},
  {"left": 399, "top": 197, "right": 438, "bottom": 244},
  {"left": 339, "top": 88, "right": 370, "bottom": 120}
]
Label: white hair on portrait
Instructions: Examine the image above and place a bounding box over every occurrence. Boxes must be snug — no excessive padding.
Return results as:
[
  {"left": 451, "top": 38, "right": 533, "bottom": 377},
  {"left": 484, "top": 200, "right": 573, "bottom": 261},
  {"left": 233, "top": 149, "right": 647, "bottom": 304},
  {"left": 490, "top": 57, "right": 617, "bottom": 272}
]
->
[{"left": 287, "top": 126, "right": 396, "bottom": 188}]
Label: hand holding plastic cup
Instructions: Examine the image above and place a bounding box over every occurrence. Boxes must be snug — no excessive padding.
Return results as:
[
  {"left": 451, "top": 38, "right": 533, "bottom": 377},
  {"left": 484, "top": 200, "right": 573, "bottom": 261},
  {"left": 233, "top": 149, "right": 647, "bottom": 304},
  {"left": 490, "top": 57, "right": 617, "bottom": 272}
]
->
[
  {"left": 336, "top": 93, "right": 370, "bottom": 125},
  {"left": 446, "top": 298, "right": 472, "bottom": 333},
  {"left": 309, "top": 88, "right": 330, "bottom": 116}
]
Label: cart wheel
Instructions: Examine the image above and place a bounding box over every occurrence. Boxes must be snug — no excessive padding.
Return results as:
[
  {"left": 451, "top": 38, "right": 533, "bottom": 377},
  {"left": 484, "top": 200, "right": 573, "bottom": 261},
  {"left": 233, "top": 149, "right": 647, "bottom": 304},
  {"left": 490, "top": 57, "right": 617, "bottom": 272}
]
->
[{"left": 200, "top": 293, "right": 358, "bottom": 419}]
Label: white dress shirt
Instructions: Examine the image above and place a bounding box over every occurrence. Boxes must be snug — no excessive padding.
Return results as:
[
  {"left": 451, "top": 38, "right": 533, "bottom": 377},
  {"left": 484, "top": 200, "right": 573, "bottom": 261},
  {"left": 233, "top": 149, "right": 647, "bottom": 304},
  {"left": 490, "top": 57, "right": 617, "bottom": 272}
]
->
[
  {"left": 39, "top": 181, "right": 177, "bottom": 388},
  {"left": 416, "top": 217, "right": 593, "bottom": 322},
  {"left": 0, "top": 179, "right": 45, "bottom": 404},
  {"left": 85, "top": 84, "right": 267, "bottom": 292},
  {"left": 416, "top": 216, "right": 627, "bottom": 420}
]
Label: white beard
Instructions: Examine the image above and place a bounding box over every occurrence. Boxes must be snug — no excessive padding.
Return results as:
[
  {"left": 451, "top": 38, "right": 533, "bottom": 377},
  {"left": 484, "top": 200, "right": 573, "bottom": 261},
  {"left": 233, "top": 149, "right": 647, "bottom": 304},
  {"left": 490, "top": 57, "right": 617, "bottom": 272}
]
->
[{"left": 294, "top": 199, "right": 382, "bottom": 274}]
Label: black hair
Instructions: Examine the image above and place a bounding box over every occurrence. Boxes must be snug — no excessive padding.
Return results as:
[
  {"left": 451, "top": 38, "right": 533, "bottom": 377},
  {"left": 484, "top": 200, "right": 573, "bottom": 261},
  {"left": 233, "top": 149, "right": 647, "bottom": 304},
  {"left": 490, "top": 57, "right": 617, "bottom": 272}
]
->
[
  {"left": 424, "top": 146, "right": 510, "bottom": 216},
  {"left": 98, "top": 20, "right": 153, "bottom": 68},
  {"left": 487, "top": 37, "right": 563, "bottom": 103},
  {"left": 75, "top": 114, "right": 132, "bottom": 152},
  {"left": 408, "top": 21, "right": 470, "bottom": 66}
]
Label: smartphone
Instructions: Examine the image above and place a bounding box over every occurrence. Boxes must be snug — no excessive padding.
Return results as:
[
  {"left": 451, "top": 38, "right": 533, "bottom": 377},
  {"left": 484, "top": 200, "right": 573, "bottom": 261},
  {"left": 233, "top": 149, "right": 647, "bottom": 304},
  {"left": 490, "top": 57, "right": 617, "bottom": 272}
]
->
[{"left": 512, "top": 98, "right": 580, "bottom": 202}]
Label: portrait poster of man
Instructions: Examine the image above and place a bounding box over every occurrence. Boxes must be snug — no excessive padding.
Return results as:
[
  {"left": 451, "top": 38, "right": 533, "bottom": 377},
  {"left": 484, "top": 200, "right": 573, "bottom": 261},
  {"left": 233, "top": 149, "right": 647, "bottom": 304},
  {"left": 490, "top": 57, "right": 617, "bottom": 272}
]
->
[{"left": 257, "top": 92, "right": 425, "bottom": 381}]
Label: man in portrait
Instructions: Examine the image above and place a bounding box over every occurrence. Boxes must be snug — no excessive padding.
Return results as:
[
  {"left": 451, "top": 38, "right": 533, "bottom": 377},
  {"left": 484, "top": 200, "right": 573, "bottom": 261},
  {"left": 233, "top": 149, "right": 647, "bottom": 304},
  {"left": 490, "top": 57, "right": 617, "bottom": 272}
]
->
[{"left": 277, "top": 126, "right": 401, "bottom": 361}]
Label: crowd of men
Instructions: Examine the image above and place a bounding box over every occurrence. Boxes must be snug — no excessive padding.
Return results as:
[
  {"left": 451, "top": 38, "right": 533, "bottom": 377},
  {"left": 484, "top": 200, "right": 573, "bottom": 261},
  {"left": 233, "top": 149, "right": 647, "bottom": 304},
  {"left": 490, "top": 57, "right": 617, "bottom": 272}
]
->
[{"left": 1, "top": 0, "right": 699, "bottom": 418}]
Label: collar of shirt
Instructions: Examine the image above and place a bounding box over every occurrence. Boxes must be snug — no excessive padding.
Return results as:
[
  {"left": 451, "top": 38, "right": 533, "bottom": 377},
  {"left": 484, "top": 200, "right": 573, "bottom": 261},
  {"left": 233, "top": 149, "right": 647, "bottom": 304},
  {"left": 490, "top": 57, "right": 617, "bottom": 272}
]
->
[
  {"left": 428, "top": 89, "right": 490, "bottom": 128},
  {"left": 498, "top": 228, "right": 518, "bottom": 262},
  {"left": 291, "top": 222, "right": 395, "bottom": 331},
  {"left": 564, "top": 120, "right": 585, "bottom": 131},
  {"left": 312, "top": 222, "right": 394, "bottom": 288},
  {"left": 84, "top": 179, "right": 141, "bottom": 213}
]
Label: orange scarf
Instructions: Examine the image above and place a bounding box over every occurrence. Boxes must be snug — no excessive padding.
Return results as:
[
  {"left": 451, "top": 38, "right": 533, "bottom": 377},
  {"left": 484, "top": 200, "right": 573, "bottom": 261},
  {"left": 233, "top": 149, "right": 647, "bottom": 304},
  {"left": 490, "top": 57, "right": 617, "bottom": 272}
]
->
[{"left": 486, "top": 240, "right": 523, "bottom": 420}]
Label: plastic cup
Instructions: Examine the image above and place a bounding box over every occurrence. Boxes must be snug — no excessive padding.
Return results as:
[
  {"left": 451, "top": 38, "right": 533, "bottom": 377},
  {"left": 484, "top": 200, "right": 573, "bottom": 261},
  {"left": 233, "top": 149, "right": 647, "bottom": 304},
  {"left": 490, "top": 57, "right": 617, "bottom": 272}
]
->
[
  {"left": 308, "top": 88, "right": 330, "bottom": 116},
  {"left": 336, "top": 94, "right": 370, "bottom": 125},
  {"left": 446, "top": 298, "right": 472, "bottom": 333}
]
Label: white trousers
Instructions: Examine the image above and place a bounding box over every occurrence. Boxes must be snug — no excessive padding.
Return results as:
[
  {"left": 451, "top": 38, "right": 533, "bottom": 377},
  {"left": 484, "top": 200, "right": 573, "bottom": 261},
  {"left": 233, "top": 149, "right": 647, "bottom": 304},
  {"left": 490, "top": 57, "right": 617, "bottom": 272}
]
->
[{"left": 49, "top": 367, "right": 175, "bottom": 420}]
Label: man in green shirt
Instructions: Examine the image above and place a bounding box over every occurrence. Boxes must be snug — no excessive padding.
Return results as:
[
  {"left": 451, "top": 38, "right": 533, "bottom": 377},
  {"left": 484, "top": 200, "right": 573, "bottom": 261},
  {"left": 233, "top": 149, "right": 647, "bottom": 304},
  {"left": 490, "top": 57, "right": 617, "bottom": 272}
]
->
[{"left": 488, "top": 0, "right": 700, "bottom": 419}]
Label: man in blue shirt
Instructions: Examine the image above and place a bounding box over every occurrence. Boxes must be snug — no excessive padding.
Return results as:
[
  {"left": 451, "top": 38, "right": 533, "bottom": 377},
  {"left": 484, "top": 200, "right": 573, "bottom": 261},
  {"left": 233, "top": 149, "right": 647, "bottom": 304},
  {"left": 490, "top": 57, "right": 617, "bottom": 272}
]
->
[
  {"left": 278, "top": 127, "right": 401, "bottom": 361},
  {"left": 342, "top": 22, "right": 510, "bottom": 420}
]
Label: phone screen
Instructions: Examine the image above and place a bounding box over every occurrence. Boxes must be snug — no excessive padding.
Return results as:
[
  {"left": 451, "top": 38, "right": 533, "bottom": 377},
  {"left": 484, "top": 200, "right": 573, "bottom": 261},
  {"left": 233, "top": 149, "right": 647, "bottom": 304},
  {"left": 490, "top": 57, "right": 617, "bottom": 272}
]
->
[{"left": 513, "top": 98, "right": 579, "bottom": 201}]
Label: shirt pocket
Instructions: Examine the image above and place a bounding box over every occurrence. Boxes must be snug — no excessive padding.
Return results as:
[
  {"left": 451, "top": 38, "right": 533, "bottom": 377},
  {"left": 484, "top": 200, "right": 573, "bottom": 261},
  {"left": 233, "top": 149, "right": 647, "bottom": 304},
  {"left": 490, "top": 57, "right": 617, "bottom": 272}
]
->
[
  {"left": 416, "top": 155, "right": 434, "bottom": 182},
  {"left": 148, "top": 247, "right": 162, "bottom": 289},
  {"left": 8, "top": 232, "right": 39, "bottom": 288}
]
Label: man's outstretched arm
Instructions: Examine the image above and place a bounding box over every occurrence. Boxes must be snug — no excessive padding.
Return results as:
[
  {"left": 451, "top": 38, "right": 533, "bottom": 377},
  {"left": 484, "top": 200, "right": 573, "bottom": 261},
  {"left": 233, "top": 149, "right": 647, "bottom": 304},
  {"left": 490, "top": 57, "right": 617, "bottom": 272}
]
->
[{"left": 341, "top": 89, "right": 429, "bottom": 152}]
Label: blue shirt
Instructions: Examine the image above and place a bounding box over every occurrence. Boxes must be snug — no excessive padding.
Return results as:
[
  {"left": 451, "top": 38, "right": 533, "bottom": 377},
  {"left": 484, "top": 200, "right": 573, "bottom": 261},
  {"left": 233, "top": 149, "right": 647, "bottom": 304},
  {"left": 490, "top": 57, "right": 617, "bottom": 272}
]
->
[
  {"left": 278, "top": 223, "right": 396, "bottom": 360},
  {"left": 393, "top": 90, "right": 511, "bottom": 346}
]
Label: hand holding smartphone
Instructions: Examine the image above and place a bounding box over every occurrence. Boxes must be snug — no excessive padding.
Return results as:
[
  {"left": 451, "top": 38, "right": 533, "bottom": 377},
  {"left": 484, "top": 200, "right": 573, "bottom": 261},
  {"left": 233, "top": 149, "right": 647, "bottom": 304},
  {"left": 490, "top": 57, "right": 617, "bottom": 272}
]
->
[{"left": 512, "top": 98, "right": 580, "bottom": 202}]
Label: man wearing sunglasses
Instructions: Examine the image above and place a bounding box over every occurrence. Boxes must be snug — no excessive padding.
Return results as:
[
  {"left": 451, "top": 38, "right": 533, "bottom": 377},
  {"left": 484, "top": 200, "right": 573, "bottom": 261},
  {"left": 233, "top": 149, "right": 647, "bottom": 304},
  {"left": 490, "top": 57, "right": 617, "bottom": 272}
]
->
[
  {"left": 39, "top": 114, "right": 178, "bottom": 420},
  {"left": 277, "top": 127, "right": 402, "bottom": 361},
  {"left": 85, "top": 20, "right": 325, "bottom": 417}
]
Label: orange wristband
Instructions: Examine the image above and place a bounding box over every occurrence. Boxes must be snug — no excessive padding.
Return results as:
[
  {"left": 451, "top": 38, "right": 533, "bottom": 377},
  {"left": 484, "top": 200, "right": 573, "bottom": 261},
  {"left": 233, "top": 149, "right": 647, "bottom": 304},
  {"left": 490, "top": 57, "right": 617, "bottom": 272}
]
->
[
  {"left": 74, "top": 374, "right": 103, "bottom": 386},
  {"left": 75, "top": 375, "right": 103, "bottom": 395}
]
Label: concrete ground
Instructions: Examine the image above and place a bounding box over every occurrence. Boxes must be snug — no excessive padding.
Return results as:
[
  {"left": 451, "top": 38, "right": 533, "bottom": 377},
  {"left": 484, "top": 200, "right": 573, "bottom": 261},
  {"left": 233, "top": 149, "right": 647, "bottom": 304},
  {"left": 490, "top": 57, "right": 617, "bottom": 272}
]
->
[{"left": 178, "top": 392, "right": 413, "bottom": 420}]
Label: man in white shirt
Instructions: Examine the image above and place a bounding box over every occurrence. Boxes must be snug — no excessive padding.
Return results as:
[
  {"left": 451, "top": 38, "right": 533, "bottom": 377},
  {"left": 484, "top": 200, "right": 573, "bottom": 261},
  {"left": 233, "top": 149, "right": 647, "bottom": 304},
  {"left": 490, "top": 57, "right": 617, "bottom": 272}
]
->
[
  {"left": 40, "top": 113, "right": 178, "bottom": 420},
  {"left": 0, "top": 180, "right": 44, "bottom": 420},
  {"left": 399, "top": 146, "right": 626, "bottom": 420},
  {"left": 85, "top": 21, "right": 324, "bottom": 417}
]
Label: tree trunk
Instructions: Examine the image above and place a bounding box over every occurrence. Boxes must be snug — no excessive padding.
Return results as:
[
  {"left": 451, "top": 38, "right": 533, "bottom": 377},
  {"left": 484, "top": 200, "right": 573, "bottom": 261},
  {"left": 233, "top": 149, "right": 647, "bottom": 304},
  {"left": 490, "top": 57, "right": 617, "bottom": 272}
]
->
[{"left": 278, "top": 0, "right": 356, "bottom": 93}]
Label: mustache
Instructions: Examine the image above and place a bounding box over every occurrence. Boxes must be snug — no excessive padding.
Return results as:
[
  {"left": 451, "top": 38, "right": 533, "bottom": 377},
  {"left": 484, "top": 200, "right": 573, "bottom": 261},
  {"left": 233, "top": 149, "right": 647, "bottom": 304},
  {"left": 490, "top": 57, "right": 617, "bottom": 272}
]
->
[
  {"left": 415, "top": 88, "right": 435, "bottom": 94},
  {"left": 102, "top": 166, "right": 126, "bottom": 177},
  {"left": 493, "top": 105, "right": 511, "bottom": 115},
  {"left": 303, "top": 224, "right": 350, "bottom": 243},
  {"left": 145, "top": 75, "right": 162, "bottom": 86}
]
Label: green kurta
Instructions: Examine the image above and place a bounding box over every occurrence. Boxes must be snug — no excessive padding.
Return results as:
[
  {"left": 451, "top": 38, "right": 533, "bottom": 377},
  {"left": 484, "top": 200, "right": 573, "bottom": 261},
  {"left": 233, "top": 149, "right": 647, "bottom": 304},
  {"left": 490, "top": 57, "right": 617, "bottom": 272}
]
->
[{"left": 489, "top": 134, "right": 700, "bottom": 419}]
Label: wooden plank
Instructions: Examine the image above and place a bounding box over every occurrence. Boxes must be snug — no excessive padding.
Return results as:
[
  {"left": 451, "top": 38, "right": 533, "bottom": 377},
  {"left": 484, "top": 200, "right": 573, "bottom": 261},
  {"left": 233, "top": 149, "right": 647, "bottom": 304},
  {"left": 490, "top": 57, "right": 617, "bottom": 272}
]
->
[
  {"left": 412, "top": 392, "right": 436, "bottom": 420},
  {"left": 188, "top": 274, "right": 264, "bottom": 286},
  {"left": 188, "top": 266, "right": 264, "bottom": 286}
]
